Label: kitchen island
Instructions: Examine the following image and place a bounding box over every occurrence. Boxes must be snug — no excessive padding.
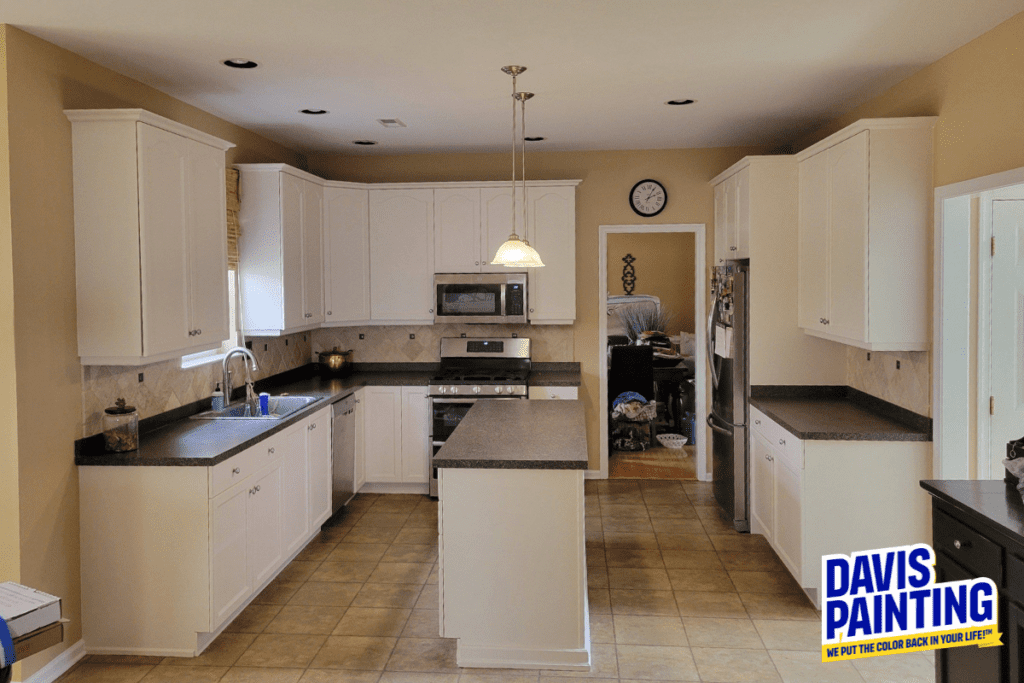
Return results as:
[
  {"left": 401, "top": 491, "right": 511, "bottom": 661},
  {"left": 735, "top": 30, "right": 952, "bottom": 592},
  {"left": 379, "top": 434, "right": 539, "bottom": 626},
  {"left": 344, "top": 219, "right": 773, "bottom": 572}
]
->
[{"left": 434, "top": 399, "right": 590, "bottom": 670}]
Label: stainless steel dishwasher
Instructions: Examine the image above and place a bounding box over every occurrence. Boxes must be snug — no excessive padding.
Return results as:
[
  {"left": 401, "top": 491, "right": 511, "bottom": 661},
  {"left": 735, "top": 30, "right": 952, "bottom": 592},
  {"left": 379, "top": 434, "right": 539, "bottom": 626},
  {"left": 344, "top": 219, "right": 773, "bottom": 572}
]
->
[{"left": 332, "top": 393, "right": 357, "bottom": 514}]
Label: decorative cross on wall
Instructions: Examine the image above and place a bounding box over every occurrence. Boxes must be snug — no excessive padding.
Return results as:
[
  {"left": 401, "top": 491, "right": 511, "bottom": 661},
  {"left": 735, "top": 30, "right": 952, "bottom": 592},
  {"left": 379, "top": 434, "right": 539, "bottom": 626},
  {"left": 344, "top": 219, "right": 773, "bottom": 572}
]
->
[{"left": 621, "top": 254, "right": 636, "bottom": 295}]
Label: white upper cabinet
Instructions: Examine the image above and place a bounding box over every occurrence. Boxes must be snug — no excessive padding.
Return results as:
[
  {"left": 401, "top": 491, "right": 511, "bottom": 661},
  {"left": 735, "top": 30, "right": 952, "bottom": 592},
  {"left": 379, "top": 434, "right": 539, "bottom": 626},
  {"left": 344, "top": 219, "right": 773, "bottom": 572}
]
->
[
  {"left": 796, "top": 117, "right": 936, "bottom": 351},
  {"left": 434, "top": 187, "right": 483, "bottom": 272},
  {"left": 713, "top": 169, "right": 750, "bottom": 264},
  {"left": 527, "top": 184, "right": 577, "bottom": 324},
  {"left": 323, "top": 185, "right": 371, "bottom": 325},
  {"left": 369, "top": 188, "right": 435, "bottom": 323},
  {"left": 65, "top": 109, "right": 234, "bottom": 365},
  {"left": 236, "top": 164, "right": 325, "bottom": 335}
]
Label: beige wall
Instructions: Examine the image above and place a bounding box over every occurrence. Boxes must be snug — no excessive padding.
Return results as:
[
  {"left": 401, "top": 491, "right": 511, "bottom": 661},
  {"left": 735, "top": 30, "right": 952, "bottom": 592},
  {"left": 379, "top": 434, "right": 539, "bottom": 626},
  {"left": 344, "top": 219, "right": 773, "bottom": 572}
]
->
[
  {"left": 606, "top": 232, "right": 696, "bottom": 335},
  {"left": 792, "top": 11, "right": 1024, "bottom": 417},
  {"left": 310, "top": 147, "right": 767, "bottom": 470},
  {"left": 1, "top": 25, "right": 307, "bottom": 678}
]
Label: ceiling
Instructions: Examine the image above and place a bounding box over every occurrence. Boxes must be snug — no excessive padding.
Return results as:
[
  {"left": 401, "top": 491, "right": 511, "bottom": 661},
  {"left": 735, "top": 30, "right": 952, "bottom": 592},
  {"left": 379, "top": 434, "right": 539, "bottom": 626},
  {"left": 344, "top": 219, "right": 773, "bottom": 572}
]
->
[{"left": 4, "top": 0, "right": 1023, "bottom": 156}]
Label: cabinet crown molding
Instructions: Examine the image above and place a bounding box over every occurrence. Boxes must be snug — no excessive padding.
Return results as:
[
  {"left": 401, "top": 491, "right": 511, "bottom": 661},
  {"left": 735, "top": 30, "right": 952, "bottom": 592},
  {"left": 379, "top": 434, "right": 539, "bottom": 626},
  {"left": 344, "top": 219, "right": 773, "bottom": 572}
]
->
[
  {"left": 64, "top": 108, "right": 236, "bottom": 151},
  {"left": 795, "top": 116, "right": 938, "bottom": 162},
  {"left": 710, "top": 155, "right": 796, "bottom": 187},
  {"left": 235, "top": 163, "right": 581, "bottom": 190}
]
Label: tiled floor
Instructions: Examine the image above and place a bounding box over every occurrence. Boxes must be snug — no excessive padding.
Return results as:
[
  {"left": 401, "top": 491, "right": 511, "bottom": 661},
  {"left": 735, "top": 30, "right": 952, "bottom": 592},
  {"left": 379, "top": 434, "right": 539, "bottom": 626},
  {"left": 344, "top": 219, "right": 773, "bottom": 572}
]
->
[{"left": 57, "top": 481, "right": 934, "bottom": 683}]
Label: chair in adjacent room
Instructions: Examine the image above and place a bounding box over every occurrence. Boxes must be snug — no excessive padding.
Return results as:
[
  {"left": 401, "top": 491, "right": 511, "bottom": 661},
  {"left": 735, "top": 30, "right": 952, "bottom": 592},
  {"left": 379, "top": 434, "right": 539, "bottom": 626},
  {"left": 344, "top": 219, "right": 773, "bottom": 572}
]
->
[{"left": 608, "top": 344, "right": 656, "bottom": 451}]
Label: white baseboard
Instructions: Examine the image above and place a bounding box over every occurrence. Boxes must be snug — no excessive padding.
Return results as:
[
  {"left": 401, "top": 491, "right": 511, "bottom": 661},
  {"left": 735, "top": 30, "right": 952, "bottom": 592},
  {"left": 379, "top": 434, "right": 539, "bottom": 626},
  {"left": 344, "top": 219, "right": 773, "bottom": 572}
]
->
[
  {"left": 21, "top": 639, "right": 85, "bottom": 683},
  {"left": 456, "top": 643, "right": 591, "bottom": 670},
  {"left": 359, "top": 482, "right": 429, "bottom": 495}
]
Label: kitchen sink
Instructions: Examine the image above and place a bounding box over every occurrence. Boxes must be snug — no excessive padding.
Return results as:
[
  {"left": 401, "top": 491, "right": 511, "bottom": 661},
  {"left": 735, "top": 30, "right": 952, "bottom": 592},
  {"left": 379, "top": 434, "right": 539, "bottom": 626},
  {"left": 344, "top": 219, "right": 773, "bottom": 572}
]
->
[{"left": 190, "top": 395, "right": 322, "bottom": 420}]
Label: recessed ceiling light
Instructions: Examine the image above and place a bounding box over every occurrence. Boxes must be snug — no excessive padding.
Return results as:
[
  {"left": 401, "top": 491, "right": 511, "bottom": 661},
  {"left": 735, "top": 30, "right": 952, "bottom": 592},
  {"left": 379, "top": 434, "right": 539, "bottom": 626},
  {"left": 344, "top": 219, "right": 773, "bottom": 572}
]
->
[
  {"left": 377, "top": 119, "right": 406, "bottom": 128},
  {"left": 223, "top": 59, "right": 258, "bottom": 69},
  {"left": 524, "top": 137, "right": 545, "bottom": 142},
  {"left": 353, "top": 140, "right": 378, "bottom": 146},
  {"left": 666, "top": 99, "right": 695, "bottom": 106},
  {"left": 300, "top": 109, "right": 329, "bottom": 115}
]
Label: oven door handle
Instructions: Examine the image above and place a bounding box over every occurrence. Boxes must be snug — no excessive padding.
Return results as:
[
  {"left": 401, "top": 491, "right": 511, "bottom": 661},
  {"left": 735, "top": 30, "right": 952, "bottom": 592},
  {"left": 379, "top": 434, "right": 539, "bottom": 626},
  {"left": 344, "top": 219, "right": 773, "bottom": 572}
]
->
[{"left": 430, "top": 397, "right": 522, "bottom": 404}]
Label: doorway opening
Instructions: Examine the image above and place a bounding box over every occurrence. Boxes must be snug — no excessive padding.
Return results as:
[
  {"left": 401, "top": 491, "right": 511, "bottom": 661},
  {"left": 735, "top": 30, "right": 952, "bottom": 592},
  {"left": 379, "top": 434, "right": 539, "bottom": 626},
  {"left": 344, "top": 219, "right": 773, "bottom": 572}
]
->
[
  {"left": 934, "top": 167, "right": 1024, "bottom": 480},
  {"left": 597, "top": 224, "right": 708, "bottom": 481}
]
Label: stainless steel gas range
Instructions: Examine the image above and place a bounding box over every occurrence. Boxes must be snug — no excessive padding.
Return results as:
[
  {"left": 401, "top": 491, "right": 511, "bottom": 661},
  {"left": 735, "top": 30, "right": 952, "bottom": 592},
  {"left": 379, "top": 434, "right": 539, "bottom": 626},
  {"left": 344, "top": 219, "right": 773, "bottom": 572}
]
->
[{"left": 428, "top": 337, "right": 531, "bottom": 496}]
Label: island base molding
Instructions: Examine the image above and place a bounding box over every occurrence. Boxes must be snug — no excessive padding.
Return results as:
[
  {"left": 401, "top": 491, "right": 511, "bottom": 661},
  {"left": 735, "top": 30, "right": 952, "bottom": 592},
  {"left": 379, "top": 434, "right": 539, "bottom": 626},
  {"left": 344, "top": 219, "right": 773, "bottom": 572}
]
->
[{"left": 455, "top": 643, "right": 592, "bottom": 670}]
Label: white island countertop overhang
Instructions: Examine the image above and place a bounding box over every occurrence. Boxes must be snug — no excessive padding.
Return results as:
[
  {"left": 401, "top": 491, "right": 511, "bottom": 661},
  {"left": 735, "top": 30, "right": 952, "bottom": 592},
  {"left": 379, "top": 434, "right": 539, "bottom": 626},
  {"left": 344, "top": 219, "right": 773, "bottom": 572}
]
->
[{"left": 435, "top": 399, "right": 591, "bottom": 670}]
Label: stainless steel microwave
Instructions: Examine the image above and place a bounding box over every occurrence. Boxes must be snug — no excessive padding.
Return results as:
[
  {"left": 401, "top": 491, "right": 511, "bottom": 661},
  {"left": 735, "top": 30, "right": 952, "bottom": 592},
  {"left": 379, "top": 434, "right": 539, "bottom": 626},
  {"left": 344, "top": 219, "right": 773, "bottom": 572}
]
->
[{"left": 434, "top": 273, "right": 527, "bottom": 324}]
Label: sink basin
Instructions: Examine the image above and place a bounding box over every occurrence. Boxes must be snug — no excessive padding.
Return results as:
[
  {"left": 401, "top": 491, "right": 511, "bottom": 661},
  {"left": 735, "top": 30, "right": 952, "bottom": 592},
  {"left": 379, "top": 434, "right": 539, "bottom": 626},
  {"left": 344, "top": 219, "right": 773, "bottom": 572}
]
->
[{"left": 190, "top": 395, "right": 321, "bottom": 420}]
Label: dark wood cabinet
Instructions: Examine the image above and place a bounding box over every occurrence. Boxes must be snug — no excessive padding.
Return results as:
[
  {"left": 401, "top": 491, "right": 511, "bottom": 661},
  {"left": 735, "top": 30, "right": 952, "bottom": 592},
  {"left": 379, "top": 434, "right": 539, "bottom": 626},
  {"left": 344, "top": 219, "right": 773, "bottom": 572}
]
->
[{"left": 923, "top": 480, "right": 1024, "bottom": 683}]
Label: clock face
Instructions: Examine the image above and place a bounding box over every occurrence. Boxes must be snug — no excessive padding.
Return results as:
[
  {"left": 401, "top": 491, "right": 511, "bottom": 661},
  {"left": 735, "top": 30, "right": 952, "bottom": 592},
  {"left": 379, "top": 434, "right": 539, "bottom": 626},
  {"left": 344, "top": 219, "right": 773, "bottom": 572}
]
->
[{"left": 630, "top": 179, "right": 667, "bottom": 217}]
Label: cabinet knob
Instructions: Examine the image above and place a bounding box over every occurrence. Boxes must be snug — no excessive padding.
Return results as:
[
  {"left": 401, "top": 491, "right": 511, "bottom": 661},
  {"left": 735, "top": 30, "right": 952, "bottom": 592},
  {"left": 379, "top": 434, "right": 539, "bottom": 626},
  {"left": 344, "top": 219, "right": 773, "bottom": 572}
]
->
[
  {"left": 529, "top": 308, "right": 534, "bottom": 313},
  {"left": 730, "top": 246, "right": 737, "bottom": 251},
  {"left": 953, "top": 539, "right": 971, "bottom": 550},
  {"left": 475, "top": 261, "right": 480, "bottom": 265},
  {"left": 754, "top": 419, "right": 761, "bottom": 425},
  {"left": 188, "top": 330, "right": 194, "bottom": 337},
  {"left": 327, "top": 311, "right": 332, "bottom": 316},
  {"left": 355, "top": 399, "right": 361, "bottom": 404},
  {"left": 197, "top": 329, "right": 201, "bottom": 335},
  {"left": 310, "top": 423, "right": 316, "bottom": 430},
  {"left": 255, "top": 485, "right": 261, "bottom": 492},
  {"left": 779, "top": 439, "right": 785, "bottom": 446},
  {"left": 823, "top": 319, "right": 829, "bottom": 325},
  {"left": 429, "top": 309, "right": 434, "bottom": 314},
  {"left": 232, "top": 467, "right": 240, "bottom": 475},
  {"left": 268, "top": 447, "right": 275, "bottom": 455}
]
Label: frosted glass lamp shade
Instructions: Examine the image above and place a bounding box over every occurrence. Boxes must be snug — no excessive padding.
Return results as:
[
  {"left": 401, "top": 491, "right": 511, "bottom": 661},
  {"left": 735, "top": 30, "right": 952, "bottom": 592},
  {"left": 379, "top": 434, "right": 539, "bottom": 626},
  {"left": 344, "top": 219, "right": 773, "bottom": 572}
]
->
[{"left": 491, "top": 235, "right": 545, "bottom": 267}]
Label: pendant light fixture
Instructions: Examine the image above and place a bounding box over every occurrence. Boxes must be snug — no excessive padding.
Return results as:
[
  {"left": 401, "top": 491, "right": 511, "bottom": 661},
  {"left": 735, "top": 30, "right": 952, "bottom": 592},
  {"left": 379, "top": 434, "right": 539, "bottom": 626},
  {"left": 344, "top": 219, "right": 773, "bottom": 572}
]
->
[{"left": 491, "top": 66, "right": 545, "bottom": 268}]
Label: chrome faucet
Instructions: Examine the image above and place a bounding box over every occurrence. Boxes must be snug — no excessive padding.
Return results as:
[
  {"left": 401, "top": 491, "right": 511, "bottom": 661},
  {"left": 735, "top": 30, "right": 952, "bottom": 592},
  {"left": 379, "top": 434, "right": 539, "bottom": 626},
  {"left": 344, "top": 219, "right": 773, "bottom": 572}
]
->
[{"left": 223, "top": 347, "right": 260, "bottom": 414}]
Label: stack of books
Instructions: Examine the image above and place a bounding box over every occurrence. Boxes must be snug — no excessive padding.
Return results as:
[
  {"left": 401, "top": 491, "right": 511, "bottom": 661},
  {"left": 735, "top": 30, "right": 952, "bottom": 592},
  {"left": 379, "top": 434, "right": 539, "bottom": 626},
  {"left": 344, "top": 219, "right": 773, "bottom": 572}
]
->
[{"left": 0, "top": 583, "right": 63, "bottom": 664}]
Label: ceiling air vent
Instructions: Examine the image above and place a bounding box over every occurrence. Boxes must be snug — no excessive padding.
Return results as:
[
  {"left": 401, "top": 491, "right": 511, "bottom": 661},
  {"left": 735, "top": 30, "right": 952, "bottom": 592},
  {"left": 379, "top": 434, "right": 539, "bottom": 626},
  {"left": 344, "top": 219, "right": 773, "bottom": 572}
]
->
[{"left": 377, "top": 118, "right": 406, "bottom": 128}]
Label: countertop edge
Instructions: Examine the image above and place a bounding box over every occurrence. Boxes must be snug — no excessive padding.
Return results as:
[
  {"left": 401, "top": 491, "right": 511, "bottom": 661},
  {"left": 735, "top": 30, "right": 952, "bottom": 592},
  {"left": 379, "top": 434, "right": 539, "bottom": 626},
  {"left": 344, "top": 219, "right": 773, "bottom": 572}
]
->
[
  {"left": 751, "top": 402, "right": 932, "bottom": 442},
  {"left": 434, "top": 459, "right": 588, "bottom": 470},
  {"left": 920, "top": 479, "right": 1024, "bottom": 545}
]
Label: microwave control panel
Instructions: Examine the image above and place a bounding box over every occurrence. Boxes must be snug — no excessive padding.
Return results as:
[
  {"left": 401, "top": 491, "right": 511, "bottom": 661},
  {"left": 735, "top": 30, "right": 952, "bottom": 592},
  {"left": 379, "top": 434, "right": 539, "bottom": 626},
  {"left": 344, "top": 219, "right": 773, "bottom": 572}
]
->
[{"left": 506, "top": 283, "right": 525, "bottom": 316}]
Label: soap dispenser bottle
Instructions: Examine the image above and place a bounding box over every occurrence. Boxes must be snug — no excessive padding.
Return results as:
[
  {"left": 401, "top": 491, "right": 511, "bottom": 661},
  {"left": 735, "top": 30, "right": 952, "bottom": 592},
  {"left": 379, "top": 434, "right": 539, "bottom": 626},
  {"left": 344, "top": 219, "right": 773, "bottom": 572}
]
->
[{"left": 211, "top": 383, "right": 225, "bottom": 411}]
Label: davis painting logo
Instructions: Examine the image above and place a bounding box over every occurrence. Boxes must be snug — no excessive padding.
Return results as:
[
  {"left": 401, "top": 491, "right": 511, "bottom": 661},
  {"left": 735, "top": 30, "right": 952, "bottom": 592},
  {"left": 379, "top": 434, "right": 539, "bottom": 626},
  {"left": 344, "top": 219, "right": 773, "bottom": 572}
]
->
[{"left": 821, "top": 543, "right": 1002, "bottom": 662}]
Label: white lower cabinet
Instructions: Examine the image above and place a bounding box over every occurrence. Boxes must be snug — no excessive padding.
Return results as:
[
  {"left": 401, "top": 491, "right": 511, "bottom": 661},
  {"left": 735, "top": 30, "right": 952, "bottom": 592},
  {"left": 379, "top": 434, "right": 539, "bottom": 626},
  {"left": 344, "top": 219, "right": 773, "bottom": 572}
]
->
[
  {"left": 362, "top": 385, "right": 430, "bottom": 490},
  {"left": 527, "top": 386, "right": 578, "bottom": 400},
  {"left": 80, "top": 407, "right": 334, "bottom": 656},
  {"left": 748, "top": 406, "right": 931, "bottom": 607}
]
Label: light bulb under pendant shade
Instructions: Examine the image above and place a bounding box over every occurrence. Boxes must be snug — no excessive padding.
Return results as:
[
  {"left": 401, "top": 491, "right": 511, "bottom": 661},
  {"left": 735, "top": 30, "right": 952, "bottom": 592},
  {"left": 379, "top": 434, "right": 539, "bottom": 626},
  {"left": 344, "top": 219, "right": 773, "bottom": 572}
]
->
[{"left": 490, "top": 234, "right": 543, "bottom": 267}]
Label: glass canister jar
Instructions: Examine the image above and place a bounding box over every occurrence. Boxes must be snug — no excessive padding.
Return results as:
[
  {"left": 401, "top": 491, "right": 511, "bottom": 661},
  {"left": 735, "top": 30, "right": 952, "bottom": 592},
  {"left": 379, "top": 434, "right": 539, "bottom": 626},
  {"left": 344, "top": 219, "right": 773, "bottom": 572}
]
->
[{"left": 103, "top": 398, "right": 139, "bottom": 452}]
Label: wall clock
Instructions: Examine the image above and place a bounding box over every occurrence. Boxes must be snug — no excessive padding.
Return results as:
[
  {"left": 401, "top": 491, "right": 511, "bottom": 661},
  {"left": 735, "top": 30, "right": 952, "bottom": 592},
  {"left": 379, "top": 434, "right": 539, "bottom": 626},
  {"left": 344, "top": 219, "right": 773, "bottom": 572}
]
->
[{"left": 629, "top": 179, "right": 667, "bottom": 217}]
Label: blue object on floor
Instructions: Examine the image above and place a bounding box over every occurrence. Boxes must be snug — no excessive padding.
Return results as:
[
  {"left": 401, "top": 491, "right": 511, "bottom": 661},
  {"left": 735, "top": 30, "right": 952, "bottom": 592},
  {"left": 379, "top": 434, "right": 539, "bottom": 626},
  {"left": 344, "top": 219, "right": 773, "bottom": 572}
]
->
[
  {"left": 0, "top": 615, "right": 16, "bottom": 674},
  {"left": 612, "top": 391, "right": 648, "bottom": 410}
]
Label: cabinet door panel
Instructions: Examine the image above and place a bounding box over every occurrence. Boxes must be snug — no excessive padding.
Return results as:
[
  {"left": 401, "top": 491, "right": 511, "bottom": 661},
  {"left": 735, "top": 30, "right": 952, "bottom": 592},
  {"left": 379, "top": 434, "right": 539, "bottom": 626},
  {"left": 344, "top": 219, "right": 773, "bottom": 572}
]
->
[
  {"left": 714, "top": 181, "right": 729, "bottom": 265},
  {"left": 797, "top": 150, "right": 830, "bottom": 331},
  {"left": 248, "top": 466, "right": 283, "bottom": 589},
  {"left": 750, "top": 432, "right": 774, "bottom": 541},
  {"left": 733, "top": 169, "right": 749, "bottom": 259},
  {"left": 279, "top": 422, "right": 309, "bottom": 558},
  {"left": 936, "top": 553, "right": 1004, "bottom": 682},
  {"left": 307, "top": 409, "right": 333, "bottom": 529},
  {"left": 434, "top": 188, "right": 481, "bottom": 273},
  {"left": 827, "top": 131, "right": 869, "bottom": 341},
  {"left": 481, "top": 188, "right": 521, "bottom": 273},
  {"left": 774, "top": 455, "right": 802, "bottom": 582},
  {"left": 401, "top": 386, "right": 430, "bottom": 483},
  {"left": 363, "top": 387, "right": 403, "bottom": 483},
  {"left": 281, "top": 174, "right": 306, "bottom": 330},
  {"left": 324, "top": 187, "right": 370, "bottom": 323},
  {"left": 302, "top": 181, "right": 324, "bottom": 325},
  {"left": 211, "top": 484, "right": 250, "bottom": 627},
  {"left": 187, "top": 139, "right": 229, "bottom": 346},
  {"left": 369, "top": 189, "right": 435, "bottom": 322},
  {"left": 527, "top": 186, "right": 576, "bottom": 322},
  {"left": 138, "top": 124, "right": 190, "bottom": 356},
  {"left": 355, "top": 392, "right": 366, "bottom": 492}
]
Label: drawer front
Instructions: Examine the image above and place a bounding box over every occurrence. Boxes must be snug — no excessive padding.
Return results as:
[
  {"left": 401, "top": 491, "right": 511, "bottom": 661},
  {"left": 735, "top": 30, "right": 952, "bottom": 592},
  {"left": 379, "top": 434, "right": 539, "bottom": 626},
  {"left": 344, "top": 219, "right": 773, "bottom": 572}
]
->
[
  {"left": 750, "top": 407, "right": 771, "bottom": 439},
  {"left": 773, "top": 428, "right": 803, "bottom": 470},
  {"left": 210, "top": 445, "right": 261, "bottom": 498},
  {"left": 934, "top": 508, "right": 1003, "bottom": 584}
]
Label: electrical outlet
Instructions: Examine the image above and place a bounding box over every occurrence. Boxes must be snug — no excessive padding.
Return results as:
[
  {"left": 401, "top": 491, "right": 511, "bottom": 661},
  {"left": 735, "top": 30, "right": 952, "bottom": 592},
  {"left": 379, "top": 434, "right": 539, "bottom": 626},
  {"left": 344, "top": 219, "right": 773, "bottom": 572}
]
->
[
  {"left": 138, "top": 372, "right": 144, "bottom": 383},
  {"left": 245, "top": 341, "right": 252, "bottom": 350},
  {"left": 264, "top": 344, "right": 268, "bottom": 351},
  {"left": 867, "top": 352, "right": 871, "bottom": 361},
  {"left": 896, "top": 360, "right": 901, "bottom": 370},
  {"left": 359, "top": 333, "right": 365, "bottom": 340},
  {"left": 409, "top": 333, "right": 415, "bottom": 340},
  {"left": 285, "top": 339, "right": 289, "bottom": 346},
  {"left": 461, "top": 333, "right": 467, "bottom": 338}
]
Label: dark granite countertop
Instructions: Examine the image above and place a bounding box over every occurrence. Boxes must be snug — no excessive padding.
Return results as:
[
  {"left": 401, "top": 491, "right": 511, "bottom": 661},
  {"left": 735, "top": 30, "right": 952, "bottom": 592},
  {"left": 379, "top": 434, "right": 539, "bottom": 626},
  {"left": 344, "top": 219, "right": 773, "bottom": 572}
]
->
[
  {"left": 434, "top": 400, "right": 588, "bottom": 470},
  {"left": 76, "top": 362, "right": 582, "bottom": 467},
  {"left": 749, "top": 386, "right": 931, "bottom": 441},
  {"left": 921, "top": 479, "right": 1024, "bottom": 544}
]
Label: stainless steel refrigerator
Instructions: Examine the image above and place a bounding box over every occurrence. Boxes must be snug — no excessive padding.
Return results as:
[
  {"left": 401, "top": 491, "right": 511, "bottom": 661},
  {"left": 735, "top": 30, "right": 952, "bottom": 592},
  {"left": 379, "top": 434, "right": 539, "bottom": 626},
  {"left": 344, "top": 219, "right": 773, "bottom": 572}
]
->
[{"left": 707, "top": 262, "right": 750, "bottom": 532}]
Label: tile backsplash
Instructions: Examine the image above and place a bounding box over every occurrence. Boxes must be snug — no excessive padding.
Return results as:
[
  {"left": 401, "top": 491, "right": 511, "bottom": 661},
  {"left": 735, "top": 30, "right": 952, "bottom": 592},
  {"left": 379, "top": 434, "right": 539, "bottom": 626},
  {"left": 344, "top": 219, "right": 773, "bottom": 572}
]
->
[
  {"left": 81, "top": 325, "right": 574, "bottom": 436},
  {"left": 846, "top": 348, "right": 931, "bottom": 417},
  {"left": 81, "top": 333, "right": 312, "bottom": 437},
  {"left": 313, "top": 324, "right": 575, "bottom": 363}
]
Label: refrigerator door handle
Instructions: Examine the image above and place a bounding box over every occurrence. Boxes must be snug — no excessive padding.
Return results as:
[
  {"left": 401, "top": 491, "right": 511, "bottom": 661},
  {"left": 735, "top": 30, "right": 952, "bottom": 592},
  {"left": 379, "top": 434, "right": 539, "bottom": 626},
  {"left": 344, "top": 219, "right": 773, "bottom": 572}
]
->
[
  {"left": 707, "top": 411, "right": 733, "bottom": 436},
  {"left": 707, "top": 292, "right": 720, "bottom": 388}
]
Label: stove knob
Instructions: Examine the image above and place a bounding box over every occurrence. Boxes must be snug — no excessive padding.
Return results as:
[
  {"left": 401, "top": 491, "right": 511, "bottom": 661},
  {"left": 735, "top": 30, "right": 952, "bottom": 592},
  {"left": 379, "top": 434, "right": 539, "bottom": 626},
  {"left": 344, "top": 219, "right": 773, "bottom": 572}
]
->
[
  {"left": 472, "top": 386, "right": 481, "bottom": 395},
  {"left": 494, "top": 386, "right": 503, "bottom": 393},
  {"left": 507, "top": 386, "right": 516, "bottom": 395},
  {"left": 449, "top": 386, "right": 459, "bottom": 395},
  {"left": 438, "top": 386, "right": 446, "bottom": 395}
]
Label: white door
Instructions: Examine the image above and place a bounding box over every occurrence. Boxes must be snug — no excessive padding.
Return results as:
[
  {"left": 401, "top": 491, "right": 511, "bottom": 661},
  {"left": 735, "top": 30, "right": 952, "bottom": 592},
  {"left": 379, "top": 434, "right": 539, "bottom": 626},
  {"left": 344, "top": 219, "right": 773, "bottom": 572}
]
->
[
  {"left": 773, "top": 454, "right": 802, "bottom": 579},
  {"left": 210, "top": 483, "right": 250, "bottom": 627},
  {"left": 369, "top": 189, "right": 435, "bottom": 322},
  {"left": 363, "top": 386, "right": 403, "bottom": 483},
  {"left": 713, "top": 181, "right": 729, "bottom": 265},
  {"left": 281, "top": 173, "right": 305, "bottom": 331},
  {"left": 248, "top": 465, "right": 283, "bottom": 588},
  {"left": 827, "top": 131, "right": 869, "bottom": 342},
  {"left": 481, "top": 187, "right": 520, "bottom": 273},
  {"left": 434, "top": 188, "right": 481, "bottom": 272},
  {"left": 401, "top": 386, "right": 430, "bottom": 483},
  {"left": 186, "top": 139, "right": 229, "bottom": 348},
  {"left": 527, "top": 185, "right": 576, "bottom": 323},
  {"left": 279, "top": 422, "right": 309, "bottom": 558},
  {"left": 989, "top": 199, "right": 1024, "bottom": 477},
  {"left": 797, "top": 150, "right": 830, "bottom": 331},
  {"left": 733, "top": 168, "right": 750, "bottom": 259},
  {"left": 301, "top": 180, "right": 324, "bottom": 325},
  {"left": 307, "top": 408, "right": 333, "bottom": 528},
  {"left": 324, "top": 187, "right": 371, "bottom": 323},
  {"left": 137, "top": 123, "right": 190, "bottom": 357}
]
